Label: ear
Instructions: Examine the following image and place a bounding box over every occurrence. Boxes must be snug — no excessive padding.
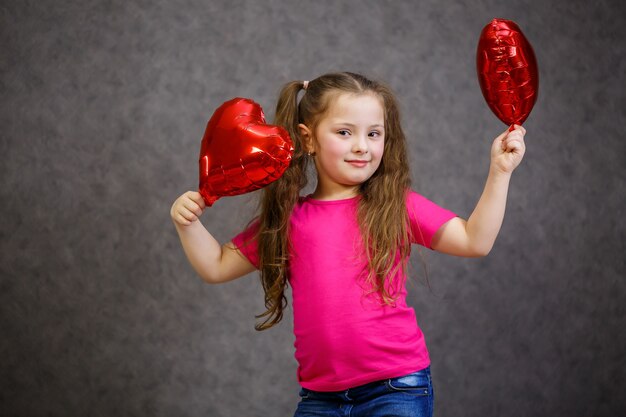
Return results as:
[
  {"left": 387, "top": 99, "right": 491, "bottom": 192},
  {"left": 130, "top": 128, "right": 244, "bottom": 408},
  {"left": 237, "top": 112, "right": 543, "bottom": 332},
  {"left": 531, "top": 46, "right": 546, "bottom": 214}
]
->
[{"left": 298, "top": 123, "right": 315, "bottom": 153}]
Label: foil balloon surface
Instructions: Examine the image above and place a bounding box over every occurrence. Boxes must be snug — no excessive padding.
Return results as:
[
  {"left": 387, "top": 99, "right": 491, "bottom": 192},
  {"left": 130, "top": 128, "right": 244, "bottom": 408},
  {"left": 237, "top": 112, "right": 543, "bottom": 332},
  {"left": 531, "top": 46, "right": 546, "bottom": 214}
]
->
[
  {"left": 198, "top": 97, "right": 294, "bottom": 206},
  {"left": 477, "top": 18, "right": 539, "bottom": 126}
]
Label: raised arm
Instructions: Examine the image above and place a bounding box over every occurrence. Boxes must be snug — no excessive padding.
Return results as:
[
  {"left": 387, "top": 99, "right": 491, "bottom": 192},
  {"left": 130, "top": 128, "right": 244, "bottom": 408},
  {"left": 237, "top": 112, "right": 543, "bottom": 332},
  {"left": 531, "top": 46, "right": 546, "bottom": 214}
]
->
[
  {"left": 171, "top": 191, "right": 256, "bottom": 283},
  {"left": 431, "top": 125, "right": 527, "bottom": 257}
]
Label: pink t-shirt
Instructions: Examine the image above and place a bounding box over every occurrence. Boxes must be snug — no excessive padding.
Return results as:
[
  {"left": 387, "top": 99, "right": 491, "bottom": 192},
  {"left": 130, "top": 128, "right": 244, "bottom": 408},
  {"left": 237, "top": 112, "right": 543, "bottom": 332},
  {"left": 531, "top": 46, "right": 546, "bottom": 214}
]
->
[{"left": 232, "top": 190, "right": 456, "bottom": 391}]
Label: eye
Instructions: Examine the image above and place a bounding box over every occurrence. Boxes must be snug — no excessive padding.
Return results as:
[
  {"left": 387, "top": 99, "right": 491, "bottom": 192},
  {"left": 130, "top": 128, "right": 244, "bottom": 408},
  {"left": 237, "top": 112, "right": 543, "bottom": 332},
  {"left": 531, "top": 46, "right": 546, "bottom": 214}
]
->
[
  {"left": 337, "top": 129, "right": 351, "bottom": 136},
  {"left": 369, "top": 130, "right": 382, "bottom": 138}
]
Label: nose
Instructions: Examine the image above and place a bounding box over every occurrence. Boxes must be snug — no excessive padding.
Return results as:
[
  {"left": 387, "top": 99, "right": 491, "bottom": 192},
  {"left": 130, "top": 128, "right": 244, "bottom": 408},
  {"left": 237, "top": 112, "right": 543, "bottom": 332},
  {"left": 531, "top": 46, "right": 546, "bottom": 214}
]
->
[{"left": 352, "top": 134, "right": 369, "bottom": 154}]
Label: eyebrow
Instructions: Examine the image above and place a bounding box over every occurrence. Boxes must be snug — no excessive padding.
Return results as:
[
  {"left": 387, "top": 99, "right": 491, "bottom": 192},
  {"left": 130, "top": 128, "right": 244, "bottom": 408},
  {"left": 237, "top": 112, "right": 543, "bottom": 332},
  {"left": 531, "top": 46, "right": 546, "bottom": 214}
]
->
[{"left": 333, "top": 122, "right": 384, "bottom": 129}]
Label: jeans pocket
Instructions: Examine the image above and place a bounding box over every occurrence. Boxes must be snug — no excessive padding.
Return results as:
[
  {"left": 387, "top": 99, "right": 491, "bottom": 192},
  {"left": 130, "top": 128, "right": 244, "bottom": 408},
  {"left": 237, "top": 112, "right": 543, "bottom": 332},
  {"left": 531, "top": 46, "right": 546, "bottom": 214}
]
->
[{"left": 385, "top": 368, "right": 431, "bottom": 396}]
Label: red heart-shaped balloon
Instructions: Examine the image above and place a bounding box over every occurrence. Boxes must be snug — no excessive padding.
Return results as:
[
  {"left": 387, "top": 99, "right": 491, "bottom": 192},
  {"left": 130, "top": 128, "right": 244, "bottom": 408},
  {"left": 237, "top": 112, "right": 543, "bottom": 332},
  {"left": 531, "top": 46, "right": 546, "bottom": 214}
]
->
[
  {"left": 198, "top": 98, "right": 294, "bottom": 206},
  {"left": 477, "top": 18, "right": 539, "bottom": 127}
]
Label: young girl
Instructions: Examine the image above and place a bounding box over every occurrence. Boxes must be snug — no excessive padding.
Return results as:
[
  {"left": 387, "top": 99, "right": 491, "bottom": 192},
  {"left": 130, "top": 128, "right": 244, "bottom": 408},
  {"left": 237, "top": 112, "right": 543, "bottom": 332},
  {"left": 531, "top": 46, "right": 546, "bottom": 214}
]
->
[{"left": 171, "top": 72, "right": 526, "bottom": 416}]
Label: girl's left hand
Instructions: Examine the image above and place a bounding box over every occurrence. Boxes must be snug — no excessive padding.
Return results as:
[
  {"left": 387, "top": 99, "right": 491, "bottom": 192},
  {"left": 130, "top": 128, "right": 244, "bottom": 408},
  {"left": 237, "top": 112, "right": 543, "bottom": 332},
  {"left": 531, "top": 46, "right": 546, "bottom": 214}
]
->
[{"left": 490, "top": 124, "right": 526, "bottom": 174}]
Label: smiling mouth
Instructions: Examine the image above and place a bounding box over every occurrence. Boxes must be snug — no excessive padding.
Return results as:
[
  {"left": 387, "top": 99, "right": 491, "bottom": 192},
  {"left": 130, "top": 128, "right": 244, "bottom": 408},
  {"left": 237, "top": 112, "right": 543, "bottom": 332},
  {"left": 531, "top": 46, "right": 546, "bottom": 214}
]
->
[{"left": 346, "top": 160, "right": 370, "bottom": 167}]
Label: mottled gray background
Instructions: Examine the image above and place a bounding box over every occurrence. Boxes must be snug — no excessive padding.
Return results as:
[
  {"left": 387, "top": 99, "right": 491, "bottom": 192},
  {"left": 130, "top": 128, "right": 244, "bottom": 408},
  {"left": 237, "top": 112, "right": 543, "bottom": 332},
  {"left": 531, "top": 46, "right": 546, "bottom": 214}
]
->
[{"left": 1, "top": 0, "right": 624, "bottom": 416}]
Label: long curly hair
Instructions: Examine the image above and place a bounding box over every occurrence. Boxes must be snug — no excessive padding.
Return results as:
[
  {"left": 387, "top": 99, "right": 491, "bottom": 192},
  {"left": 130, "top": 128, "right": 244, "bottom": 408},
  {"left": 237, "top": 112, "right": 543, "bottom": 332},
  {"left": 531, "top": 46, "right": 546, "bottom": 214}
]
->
[{"left": 253, "top": 72, "right": 411, "bottom": 331}]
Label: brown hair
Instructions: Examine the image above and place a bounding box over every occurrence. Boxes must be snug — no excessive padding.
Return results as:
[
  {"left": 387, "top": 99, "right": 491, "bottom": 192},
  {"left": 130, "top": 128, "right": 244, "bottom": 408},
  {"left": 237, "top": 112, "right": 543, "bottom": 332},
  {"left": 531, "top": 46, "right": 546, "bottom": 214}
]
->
[{"left": 253, "top": 72, "right": 411, "bottom": 331}]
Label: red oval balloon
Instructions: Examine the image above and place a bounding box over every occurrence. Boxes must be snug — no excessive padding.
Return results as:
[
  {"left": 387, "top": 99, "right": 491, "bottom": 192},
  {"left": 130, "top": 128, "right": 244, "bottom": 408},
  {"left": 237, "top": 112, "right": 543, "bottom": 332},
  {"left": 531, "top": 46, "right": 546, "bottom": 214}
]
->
[
  {"left": 198, "top": 98, "right": 294, "bottom": 206},
  {"left": 477, "top": 18, "right": 539, "bottom": 126}
]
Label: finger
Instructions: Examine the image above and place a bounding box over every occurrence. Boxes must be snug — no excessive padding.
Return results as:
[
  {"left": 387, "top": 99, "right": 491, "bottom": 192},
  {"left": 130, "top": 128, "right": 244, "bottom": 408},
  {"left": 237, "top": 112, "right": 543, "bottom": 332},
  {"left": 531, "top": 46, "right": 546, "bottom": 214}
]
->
[
  {"left": 511, "top": 124, "right": 527, "bottom": 135},
  {"left": 188, "top": 191, "right": 207, "bottom": 209},
  {"left": 504, "top": 138, "right": 525, "bottom": 153},
  {"left": 500, "top": 131, "right": 517, "bottom": 150},
  {"left": 503, "top": 131, "right": 522, "bottom": 144},
  {"left": 505, "top": 132, "right": 524, "bottom": 145},
  {"left": 183, "top": 200, "right": 203, "bottom": 217},
  {"left": 504, "top": 139, "right": 521, "bottom": 151},
  {"left": 174, "top": 214, "right": 192, "bottom": 226},
  {"left": 493, "top": 130, "right": 508, "bottom": 151},
  {"left": 179, "top": 207, "right": 199, "bottom": 222}
]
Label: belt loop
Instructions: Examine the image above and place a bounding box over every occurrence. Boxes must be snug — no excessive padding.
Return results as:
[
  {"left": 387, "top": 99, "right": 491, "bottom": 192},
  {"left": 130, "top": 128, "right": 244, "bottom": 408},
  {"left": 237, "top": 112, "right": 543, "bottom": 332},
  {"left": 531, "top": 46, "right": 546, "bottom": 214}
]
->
[{"left": 344, "top": 389, "right": 352, "bottom": 401}]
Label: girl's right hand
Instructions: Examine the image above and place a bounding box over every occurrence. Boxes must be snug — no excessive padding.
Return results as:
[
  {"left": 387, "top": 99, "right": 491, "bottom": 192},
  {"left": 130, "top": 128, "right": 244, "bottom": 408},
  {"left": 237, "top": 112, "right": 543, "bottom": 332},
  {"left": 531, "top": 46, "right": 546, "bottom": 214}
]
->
[{"left": 170, "top": 191, "right": 206, "bottom": 226}]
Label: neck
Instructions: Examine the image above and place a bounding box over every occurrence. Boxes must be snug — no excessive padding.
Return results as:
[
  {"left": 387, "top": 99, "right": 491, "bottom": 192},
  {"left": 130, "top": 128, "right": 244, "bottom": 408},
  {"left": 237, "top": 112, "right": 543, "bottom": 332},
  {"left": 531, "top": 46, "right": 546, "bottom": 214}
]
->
[{"left": 311, "top": 184, "right": 360, "bottom": 201}]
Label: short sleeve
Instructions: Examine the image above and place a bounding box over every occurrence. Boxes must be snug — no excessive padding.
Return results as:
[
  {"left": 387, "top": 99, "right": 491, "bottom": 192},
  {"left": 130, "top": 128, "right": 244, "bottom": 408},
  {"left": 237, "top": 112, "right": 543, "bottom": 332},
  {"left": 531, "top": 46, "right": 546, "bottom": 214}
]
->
[
  {"left": 407, "top": 190, "right": 457, "bottom": 249},
  {"left": 231, "top": 220, "right": 260, "bottom": 269}
]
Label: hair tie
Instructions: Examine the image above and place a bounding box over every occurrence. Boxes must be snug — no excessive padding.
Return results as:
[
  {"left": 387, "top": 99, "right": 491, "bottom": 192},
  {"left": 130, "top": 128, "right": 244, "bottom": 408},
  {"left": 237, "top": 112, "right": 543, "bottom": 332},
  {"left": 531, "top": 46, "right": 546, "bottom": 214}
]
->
[{"left": 303, "top": 80, "right": 309, "bottom": 91}]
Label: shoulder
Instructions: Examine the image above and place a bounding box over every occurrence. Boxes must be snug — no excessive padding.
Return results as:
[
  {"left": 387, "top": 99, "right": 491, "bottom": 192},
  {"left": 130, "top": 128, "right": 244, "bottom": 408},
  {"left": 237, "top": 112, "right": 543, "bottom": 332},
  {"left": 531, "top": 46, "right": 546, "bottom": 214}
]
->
[
  {"left": 405, "top": 189, "right": 434, "bottom": 209},
  {"left": 405, "top": 188, "right": 457, "bottom": 234}
]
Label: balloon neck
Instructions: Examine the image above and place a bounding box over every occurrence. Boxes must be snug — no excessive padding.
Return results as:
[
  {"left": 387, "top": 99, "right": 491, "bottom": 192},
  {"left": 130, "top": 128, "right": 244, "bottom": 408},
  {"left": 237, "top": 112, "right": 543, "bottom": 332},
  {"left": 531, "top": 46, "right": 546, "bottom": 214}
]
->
[{"left": 199, "top": 189, "right": 219, "bottom": 207}]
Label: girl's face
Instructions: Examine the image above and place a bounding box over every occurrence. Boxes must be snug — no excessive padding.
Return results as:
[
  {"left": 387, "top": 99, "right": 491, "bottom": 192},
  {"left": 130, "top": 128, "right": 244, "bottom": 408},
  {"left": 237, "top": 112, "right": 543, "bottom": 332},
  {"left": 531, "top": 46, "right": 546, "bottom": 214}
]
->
[{"left": 299, "top": 92, "right": 385, "bottom": 200}]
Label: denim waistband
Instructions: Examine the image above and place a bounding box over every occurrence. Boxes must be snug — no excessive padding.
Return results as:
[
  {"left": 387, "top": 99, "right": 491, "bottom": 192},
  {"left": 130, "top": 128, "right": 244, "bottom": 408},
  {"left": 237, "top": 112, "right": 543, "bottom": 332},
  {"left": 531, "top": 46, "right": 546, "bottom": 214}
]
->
[{"left": 300, "top": 366, "right": 432, "bottom": 403}]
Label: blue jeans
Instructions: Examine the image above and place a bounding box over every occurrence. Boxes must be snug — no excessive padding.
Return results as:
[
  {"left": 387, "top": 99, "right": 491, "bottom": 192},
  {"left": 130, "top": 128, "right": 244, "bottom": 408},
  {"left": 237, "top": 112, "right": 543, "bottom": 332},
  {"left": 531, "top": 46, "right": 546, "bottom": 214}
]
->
[{"left": 293, "top": 367, "right": 434, "bottom": 417}]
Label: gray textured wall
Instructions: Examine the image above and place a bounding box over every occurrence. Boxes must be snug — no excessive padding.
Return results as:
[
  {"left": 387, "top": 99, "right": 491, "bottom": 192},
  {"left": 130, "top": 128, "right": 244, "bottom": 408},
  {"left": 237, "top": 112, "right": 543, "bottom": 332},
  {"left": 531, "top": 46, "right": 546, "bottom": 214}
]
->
[{"left": 1, "top": 0, "right": 624, "bottom": 416}]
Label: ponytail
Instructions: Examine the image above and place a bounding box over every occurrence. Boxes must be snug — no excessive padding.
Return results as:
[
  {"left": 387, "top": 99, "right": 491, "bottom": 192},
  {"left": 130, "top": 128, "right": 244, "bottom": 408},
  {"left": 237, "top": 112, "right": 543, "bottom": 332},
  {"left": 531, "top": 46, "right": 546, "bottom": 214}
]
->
[{"left": 254, "top": 81, "right": 309, "bottom": 331}]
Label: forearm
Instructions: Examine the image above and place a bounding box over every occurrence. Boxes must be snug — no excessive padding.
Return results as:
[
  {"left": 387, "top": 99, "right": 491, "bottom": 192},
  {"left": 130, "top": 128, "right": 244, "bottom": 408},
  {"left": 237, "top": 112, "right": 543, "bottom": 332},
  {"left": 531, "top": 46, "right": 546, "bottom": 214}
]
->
[
  {"left": 465, "top": 167, "right": 512, "bottom": 255},
  {"left": 432, "top": 126, "right": 525, "bottom": 257},
  {"left": 174, "top": 220, "right": 223, "bottom": 282}
]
